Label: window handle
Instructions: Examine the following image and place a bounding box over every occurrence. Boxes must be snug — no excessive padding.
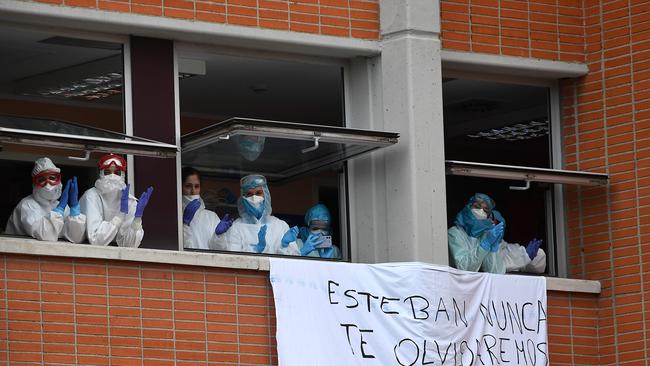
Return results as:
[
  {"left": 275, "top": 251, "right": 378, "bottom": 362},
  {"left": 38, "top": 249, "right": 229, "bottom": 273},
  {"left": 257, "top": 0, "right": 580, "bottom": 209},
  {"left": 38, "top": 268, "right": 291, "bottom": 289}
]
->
[
  {"left": 509, "top": 180, "right": 531, "bottom": 191},
  {"left": 68, "top": 150, "right": 91, "bottom": 161},
  {"left": 301, "top": 137, "right": 320, "bottom": 154}
]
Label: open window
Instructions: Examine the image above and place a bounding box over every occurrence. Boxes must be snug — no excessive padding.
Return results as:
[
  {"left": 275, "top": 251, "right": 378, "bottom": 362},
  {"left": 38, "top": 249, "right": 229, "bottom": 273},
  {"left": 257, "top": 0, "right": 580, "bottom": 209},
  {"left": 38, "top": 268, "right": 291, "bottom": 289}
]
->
[
  {"left": 0, "top": 25, "right": 176, "bottom": 240},
  {"left": 178, "top": 49, "right": 398, "bottom": 260},
  {"left": 443, "top": 79, "right": 607, "bottom": 276}
]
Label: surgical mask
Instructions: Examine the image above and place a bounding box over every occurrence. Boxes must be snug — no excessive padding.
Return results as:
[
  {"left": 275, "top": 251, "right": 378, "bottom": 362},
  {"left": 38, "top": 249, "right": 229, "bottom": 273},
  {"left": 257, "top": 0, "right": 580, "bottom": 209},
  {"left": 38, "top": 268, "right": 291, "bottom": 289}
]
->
[
  {"left": 245, "top": 195, "right": 264, "bottom": 208},
  {"left": 471, "top": 208, "right": 488, "bottom": 220},
  {"left": 182, "top": 195, "right": 201, "bottom": 209},
  {"left": 237, "top": 137, "right": 265, "bottom": 162},
  {"left": 95, "top": 173, "right": 126, "bottom": 193},
  {"left": 34, "top": 183, "right": 62, "bottom": 202},
  {"left": 310, "top": 229, "right": 328, "bottom": 236}
]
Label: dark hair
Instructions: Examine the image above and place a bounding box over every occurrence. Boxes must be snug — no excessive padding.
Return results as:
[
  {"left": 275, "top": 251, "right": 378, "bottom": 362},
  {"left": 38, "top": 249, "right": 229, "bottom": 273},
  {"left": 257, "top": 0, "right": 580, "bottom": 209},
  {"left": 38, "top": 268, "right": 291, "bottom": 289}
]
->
[{"left": 182, "top": 167, "right": 201, "bottom": 183}]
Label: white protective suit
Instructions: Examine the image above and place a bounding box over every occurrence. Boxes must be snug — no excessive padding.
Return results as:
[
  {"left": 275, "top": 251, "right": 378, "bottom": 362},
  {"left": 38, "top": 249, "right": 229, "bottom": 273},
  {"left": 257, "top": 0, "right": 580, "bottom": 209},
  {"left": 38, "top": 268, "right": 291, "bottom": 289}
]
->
[
  {"left": 79, "top": 177, "right": 143, "bottom": 248},
  {"left": 5, "top": 196, "right": 86, "bottom": 243},
  {"left": 182, "top": 196, "right": 221, "bottom": 250},
  {"left": 224, "top": 215, "right": 300, "bottom": 255},
  {"left": 448, "top": 225, "right": 546, "bottom": 274}
]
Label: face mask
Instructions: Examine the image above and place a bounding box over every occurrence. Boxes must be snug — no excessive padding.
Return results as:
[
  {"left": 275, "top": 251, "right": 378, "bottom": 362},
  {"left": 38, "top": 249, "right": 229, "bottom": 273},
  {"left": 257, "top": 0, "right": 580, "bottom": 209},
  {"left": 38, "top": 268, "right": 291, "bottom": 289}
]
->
[
  {"left": 182, "top": 195, "right": 201, "bottom": 209},
  {"left": 238, "top": 137, "right": 265, "bottom": 162},
  {"left": 95, "top": 173, "right": 126, "bottom": 193},
  {"left": 245, "top": 195, "right": 264, "bottom": 208},
  {"left": 471, "top": 208, "right": 488, "bottom": 220},
  {"left": 311, "top": 229, "right": 329, "bottom": 236},
  {"left": 34, "top": 183, "right": 62, "bottom": 202}
]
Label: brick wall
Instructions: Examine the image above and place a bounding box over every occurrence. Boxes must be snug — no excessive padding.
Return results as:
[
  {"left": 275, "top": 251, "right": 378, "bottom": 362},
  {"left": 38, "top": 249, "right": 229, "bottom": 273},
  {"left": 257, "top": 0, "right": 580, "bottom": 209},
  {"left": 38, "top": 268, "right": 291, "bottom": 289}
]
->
[
  {"left": 23, "top": 0, "right": 379, "bottom": 40},
  {"left": 441, "top": 0, "right": 650, "bottom": 365},
  {"left": 0, "top": 254, "right": 277, "bottom": 365},
  {"left": 440, "top": 0, "right": 585, "bottom": 62}
]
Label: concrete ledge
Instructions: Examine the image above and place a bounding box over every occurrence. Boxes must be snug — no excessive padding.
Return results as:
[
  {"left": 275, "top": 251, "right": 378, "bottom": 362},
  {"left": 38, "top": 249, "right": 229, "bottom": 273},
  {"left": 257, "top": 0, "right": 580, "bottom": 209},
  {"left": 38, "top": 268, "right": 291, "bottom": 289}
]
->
[
  {"left": 0, "top": 1, "right": 380, "bottom": 58},
  {"left": 0, "top": 237, "right": 271, "bottom": 271},
  {"left": 546, "top": 276, "right": 601, "bottom": 294},
  {"left": 441, "top": 50, "right": 589, "bottom": 79},
  {"left": 0, "top": 238, "right": 601, "bottom": 294}
]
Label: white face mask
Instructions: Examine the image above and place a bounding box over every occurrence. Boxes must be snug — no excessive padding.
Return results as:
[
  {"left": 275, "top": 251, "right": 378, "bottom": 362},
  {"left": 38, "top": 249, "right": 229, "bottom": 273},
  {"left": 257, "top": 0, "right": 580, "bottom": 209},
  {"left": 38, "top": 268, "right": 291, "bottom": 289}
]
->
[
  {"left": 245, "top": 195, "right": 264, "bottom": 208},
  {"left": 33, "top": 183, "right": 62, "bottom": 202},
  {"left": 95, "top": 173, "right": 126, "bottom": 193},
  {"left": 311, "top": 229, "right": 328, "bottom": 236},
  {"left": 182, "top": 195, "right": 201, "bottom": 209},
  {"left": 471, "top": 208, "right": 488, "bottom": 220}
]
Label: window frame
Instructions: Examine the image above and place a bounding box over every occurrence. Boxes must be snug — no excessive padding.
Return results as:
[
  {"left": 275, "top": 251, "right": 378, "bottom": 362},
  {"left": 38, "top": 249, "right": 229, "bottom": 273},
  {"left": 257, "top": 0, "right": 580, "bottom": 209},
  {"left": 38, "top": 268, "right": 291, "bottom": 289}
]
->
[
  {"left": 441, "top": 76, "right": 592, "bottom": 277},
  {"left": 174, "top": 43, "right": 360, "bottom": 259}
]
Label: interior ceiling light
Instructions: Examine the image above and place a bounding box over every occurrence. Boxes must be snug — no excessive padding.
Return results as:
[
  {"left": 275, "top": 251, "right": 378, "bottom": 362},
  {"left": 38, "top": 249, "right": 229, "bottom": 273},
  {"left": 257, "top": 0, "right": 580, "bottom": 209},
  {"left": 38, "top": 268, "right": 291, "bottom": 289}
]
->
[
  {"left": 467, "top": 120, "right": 549, "bottom": 141},
  {"left": 34, "top": 72, "right": 123, "bottom": 101}
]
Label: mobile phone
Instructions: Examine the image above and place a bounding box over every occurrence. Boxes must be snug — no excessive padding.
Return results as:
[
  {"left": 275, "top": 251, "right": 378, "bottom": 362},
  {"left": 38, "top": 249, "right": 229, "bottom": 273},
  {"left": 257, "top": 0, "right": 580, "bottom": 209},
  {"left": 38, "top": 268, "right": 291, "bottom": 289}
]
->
[{"left": 316, "top": 235, "right": 332, "bottom": 248}]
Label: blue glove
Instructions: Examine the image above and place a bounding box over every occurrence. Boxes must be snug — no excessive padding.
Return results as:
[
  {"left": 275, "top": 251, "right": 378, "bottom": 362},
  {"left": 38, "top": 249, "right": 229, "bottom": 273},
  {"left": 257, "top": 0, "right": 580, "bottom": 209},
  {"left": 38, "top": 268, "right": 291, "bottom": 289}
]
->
[
  {"left": 526, "top": 238, "right": 543, "bottom": 260},
  {"left": 281, "top": 226, "right": 299, "bottom": 248},
  {"left": 53, "top": 179, "right": 71, "bottom": 215},
  {"left": 480, "top": 222, "right": 504, "bottom": 252},
  {"left": 135, "top": 186, "right": 153, "bottom": 218},
  {"left": 120, "top": 184, "right": 130, "bottom": 214},
  {"left": 183, "top": 199, "right": 201, "bottom": 225},
  {"left": 215, "top": 214, "right": 233, "bottom": 235},
  {"left": 254, "top": 225, "right": 268, "bottom": 253},
  {"left": 319, "top": 247, "right": 336, "bottom": 259},
  {"left": 69, "top": 176, "right": 80, "bottom": 216},
  {"left": 300, "top": 233, "right": 324, "bottom": 256}
]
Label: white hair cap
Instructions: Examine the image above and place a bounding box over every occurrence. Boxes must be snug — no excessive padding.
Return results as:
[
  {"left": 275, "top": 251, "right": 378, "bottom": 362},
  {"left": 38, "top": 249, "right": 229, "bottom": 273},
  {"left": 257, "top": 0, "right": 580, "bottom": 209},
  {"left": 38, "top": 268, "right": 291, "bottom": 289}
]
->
[{"left": 32, "top": 157, "right": 60, "bottom": 177}]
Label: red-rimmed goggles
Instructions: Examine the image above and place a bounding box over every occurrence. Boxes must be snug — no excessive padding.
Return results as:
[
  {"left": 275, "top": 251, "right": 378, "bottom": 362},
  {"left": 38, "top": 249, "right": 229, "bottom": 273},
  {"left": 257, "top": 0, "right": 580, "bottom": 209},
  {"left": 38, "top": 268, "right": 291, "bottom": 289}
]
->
[
  {"left": 98, "top": 154, "right": 126, "bottom": 172},
  {"left": 32, "top": 170, "right": 61, "bottom": 188}
]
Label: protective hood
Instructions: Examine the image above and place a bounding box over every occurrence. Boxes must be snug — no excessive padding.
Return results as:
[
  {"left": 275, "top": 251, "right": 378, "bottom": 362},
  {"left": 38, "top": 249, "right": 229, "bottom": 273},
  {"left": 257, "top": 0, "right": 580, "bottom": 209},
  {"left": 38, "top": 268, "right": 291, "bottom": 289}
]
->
[
  {"left": 237, "top": 174, "right": 272, "bottom": 222},
  {"left": 454, "top": 193, "right": 506, "bottom": 238}
]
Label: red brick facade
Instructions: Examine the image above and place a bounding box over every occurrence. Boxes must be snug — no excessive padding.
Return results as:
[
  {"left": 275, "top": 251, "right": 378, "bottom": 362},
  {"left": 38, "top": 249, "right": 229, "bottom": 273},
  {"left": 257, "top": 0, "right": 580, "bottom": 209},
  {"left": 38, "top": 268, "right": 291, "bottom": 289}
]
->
[
  {"left": 27, "top": 0, "right": 380, "bottom": 39},
  {"left": 441, "top": 1, "right": 650, "bottom": 365}
]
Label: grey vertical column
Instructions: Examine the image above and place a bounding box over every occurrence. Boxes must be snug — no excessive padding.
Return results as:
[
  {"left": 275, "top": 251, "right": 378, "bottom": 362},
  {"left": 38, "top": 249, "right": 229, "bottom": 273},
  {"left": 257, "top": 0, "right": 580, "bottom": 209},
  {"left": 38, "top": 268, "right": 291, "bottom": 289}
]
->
[{"left": 380, "top": 0, "right": 447, "bottom": 263}]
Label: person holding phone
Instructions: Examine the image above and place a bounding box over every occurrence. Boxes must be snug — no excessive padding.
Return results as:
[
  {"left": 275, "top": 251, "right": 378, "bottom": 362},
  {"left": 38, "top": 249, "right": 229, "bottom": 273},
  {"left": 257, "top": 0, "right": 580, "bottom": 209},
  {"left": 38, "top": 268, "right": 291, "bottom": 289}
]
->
[
  {"left": 448, "top": 193, "right": 545, "bottom": 274},
  {"left": 283, "top": 204, "right": 341, "bottom": 259}
]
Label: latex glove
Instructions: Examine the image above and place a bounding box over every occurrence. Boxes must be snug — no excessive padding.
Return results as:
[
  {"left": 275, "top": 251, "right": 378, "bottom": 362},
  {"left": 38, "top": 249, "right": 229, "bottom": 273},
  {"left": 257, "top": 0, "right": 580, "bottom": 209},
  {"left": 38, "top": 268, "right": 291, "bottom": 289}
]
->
[
  {"left": 120, "top": 184, "right": 130, "bottom": 214},
  {"left": 526, "top": 238, "right": 543, "bottom": 260},
  {"left": 135, "top": 186, "right": 153, "bottom": 218},
  {"left": 281, "top": 226, "right": 299, "bottom": 248},
  {"left": 320, "top": 247, "right": 336, "bottom": 259},
  {"left": 215, "top": 214, "right": 233, "bottom": 235},
  {"left": 69, "top": 176, "right": 80, "bottom": 216},
  {"left": 53, "top": 179, "right": 71, "bottom": 215},
  {"left": 300, "top": 233, "right": 324, "bottom": 256},
  {"left": 183, "top": 199, "right": 201, "bottom": 225},
  {"left": 254, "top": 225, "right": 268, "bottom": 253},
  {"left": 480, "top": 222, "right": 504, "bottom": 252}
]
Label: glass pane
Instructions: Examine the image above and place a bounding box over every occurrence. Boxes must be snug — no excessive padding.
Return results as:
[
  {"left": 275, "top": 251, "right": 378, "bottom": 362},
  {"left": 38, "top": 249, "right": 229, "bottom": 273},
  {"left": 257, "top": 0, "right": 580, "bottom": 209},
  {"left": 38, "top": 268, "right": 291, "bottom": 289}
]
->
[{"left": 183, "top": 132, "right": 387, "bottom": 181}]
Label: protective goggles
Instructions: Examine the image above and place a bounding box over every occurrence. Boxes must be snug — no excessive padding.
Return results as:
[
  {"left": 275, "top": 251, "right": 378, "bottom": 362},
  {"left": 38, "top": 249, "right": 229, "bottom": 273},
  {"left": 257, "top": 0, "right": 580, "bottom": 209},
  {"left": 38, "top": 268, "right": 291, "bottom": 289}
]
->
[
  {"left": 98, "top": 154, "right": 126, "bottom": 172},
  {"left": 32, "top": 170, "right": 61, "bottom": 188},
  {"left": 309, "top": 220, "right": 330, "bottom": 231},
  {"left": 240, "top": 174, "right": 267, "bottom": 190}
]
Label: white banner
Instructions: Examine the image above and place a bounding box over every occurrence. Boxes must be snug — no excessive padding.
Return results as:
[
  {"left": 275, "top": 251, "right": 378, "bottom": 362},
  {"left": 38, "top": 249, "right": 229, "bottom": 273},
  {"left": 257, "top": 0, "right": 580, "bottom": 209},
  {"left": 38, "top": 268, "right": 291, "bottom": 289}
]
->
[{"left": 270, "top": 259, "right": 547, "bottom": 366}]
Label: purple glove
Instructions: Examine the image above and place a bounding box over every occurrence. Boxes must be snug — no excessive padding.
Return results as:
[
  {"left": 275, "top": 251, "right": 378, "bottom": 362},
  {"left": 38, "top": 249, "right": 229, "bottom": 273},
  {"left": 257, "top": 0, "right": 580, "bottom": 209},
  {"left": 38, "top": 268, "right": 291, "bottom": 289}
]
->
[
  {"left": 135, "top": 186, "right": 153, "bottom": 218},
  {"left": 120, "top": 184, "right": 130, "bottom": 214},
  {"left": 254, "top": 225, "right": 268, "bottom": 253},
  {"left": 526, "top": 238, "right": 543, "bottom": 260},
  {"left": 183, "top": 199, "right": 201, "bottom": 225},
  {"left": 215, "top": 214, "right": 233, "bottom": 235}
]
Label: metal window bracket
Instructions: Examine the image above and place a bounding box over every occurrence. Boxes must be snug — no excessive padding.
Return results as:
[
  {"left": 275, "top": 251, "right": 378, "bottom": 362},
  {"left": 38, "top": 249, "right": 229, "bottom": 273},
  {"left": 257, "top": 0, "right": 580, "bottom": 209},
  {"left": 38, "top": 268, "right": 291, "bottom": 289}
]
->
[
  {"left": 68, "top": 150, "right": 91, "bottom": 161},
  {"left": 301, "top": 136, "right": 320, "bottom": 154},
  {"left": 219, "top": 135, "right": 230, "bottom": 141},
  {"left": 509, "top": 180, "right": 531, "bottom": 191}
]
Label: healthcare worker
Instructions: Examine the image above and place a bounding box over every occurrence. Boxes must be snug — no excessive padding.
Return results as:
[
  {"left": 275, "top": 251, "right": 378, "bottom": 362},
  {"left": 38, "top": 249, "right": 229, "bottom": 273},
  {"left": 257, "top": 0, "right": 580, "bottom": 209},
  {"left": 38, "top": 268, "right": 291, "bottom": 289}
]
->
[
  {"left": 79, "top": 153, "right": 153, "bottom": 247},
  {"left": 5, "top": 157, "right": 86, "bottom": 243},
  {"left": 181, "top": 167, "right": 233, "bottom": 249},
  {"left": 283, "top": 204, "right": 341, "bottom": 258},
  {"left": 224, "top": 174, "right": 299, "bottom": 255},
  {"left": 448, "top": 193, "right": 546, "bottom": 274}
]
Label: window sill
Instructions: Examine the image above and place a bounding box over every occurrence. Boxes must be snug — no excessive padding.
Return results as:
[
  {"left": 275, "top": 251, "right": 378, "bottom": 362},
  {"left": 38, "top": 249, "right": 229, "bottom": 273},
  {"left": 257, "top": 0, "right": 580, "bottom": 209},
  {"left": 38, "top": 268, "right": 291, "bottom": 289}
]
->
[{"left": 0, "top": 238, "right": 601, "bottom": 294}]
